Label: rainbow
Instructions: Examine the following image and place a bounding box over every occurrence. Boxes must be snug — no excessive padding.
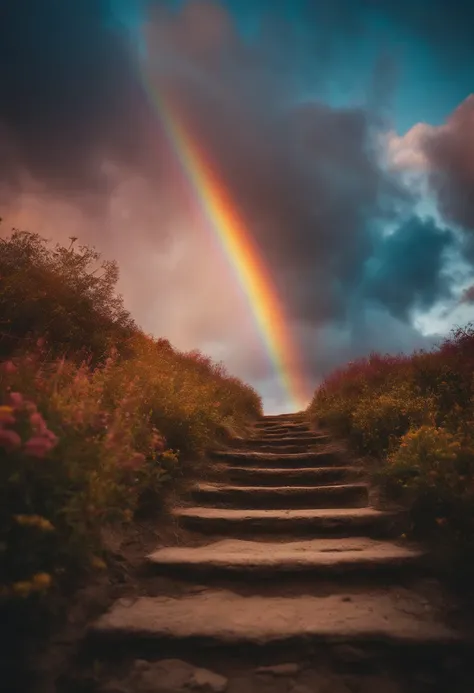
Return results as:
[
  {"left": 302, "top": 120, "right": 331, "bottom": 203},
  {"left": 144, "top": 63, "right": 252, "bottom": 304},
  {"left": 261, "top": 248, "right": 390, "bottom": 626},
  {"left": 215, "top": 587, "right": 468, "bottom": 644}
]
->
[{"left": 141, "top": 78, "right": 308, "bottom": 411}]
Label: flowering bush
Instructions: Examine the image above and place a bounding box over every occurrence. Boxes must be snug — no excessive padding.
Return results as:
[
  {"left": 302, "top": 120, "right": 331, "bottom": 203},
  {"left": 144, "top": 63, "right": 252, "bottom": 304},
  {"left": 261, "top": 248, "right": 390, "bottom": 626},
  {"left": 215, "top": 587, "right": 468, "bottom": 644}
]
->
[
  {"left": 0, "top": 227, "right": 261, "bottom": 688},
  {"left": 308, "top": 325, "right": 474, "bottom": 545},
  {"left": 351, "top": 384, "right": 436, "bottom": 455},
  {"left": 0, "top": 335, "right": 261, "bottom": 608}
]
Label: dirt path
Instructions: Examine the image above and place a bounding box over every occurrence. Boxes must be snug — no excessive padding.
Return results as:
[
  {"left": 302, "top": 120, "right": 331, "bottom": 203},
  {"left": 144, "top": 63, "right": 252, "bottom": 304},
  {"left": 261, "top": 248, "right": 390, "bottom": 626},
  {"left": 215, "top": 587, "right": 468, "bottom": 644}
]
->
[{"left": 65, "top": 414, "right": 474, "bottom": 692}]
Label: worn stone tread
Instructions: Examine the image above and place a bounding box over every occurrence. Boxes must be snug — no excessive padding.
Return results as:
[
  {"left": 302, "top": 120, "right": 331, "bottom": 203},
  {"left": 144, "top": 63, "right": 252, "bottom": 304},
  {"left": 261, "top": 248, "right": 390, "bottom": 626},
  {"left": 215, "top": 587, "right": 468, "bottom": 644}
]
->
[
  {"left": 147, "top": 537, "right": 425, "bottom": 574},
  {"left": 221, "top": 465, "right": 365, "bottom": 486},
  {"left": 210, "top": 449, "right": 346, "bottom": 467},
  {"left": 242, "top": 435, "right": 330, "bottom": 447},
  {"left": 253, "top": 422, "right": 310, "bottom": 432},
  {"left": 190, "top": 482, "right": 369, "bottom": 508},
  {"left": 91, "top": 588, "right": 460, "bottom": 646},
  {"left": 172, "top": 506, "right": 398, "bottom": 536}
]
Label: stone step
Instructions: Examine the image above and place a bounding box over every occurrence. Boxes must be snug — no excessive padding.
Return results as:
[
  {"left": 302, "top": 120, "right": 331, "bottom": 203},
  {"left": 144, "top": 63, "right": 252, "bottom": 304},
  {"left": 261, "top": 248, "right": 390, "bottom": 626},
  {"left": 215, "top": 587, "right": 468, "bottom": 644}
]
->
[
  {"left": 173, "top": 506, "right": 399, "bottom": 537},
  {"left": 209, "top": 449, "right": 347, "bottom": 467},
  {"left": 254, "top": 428, "right": 327, "bottom": 442},
  {"left": 190, "top": 482, "right": 369, "bottom": 509},
  {"left": 245, "top": 434, "right": 330, "bottom": 446},
  {"left": 147, "top": 537, "right": 426, "bottom": 578},
  {"left": 221, "top": 465, "right": 365, "bottom": 487},
  {"left": 253, "top": 422, "right": 310, "bottom": 432},
  {"left": 229, "top": 443, "right": 326, "bottom": 455},
  {"left": 260, "top": 413, "right": 305, "bottom": 423},
  {"left": 90, "top": 588, "right": 462, "bottom": 653},
  {"left": 236, "top": 436, "right": 330, "bottom": 453}
]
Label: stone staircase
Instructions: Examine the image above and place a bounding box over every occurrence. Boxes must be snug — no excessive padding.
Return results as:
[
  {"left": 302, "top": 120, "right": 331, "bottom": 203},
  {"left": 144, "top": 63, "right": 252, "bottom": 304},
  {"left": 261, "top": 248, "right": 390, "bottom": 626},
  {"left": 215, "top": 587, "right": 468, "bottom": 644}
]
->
[{"left": 89, "top": 413, "right": 472, "bottom": 691}]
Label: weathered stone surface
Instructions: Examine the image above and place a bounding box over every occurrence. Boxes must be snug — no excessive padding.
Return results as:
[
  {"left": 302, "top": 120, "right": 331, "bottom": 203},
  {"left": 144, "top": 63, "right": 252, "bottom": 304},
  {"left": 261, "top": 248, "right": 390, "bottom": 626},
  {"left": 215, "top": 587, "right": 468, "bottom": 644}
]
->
[
  {"left": 172, "top": 506, "right": 397, "bottom": 537},
  {"left": 190, "top": 482, "right": 369, "bottom": 509},
  {"left": 101, "top": 659, "right": 228, "bottom": 693},
  {"left": 333, "top": 643, "right": 372, "bottom": 663},
  {"left": 91, "top": 589, "right": 459, "bottom": 646},
  {"left": 253, "top": 422, "right": 310, "bottom": 433},
  {"left": 102, "top": 658, "right": 195, "bottom": 692},
  {"left": 222, "top": 465, "right": 364, "bottom": 487},
  {"left": 209, "top": 449, "right": 345, "bottom": 467},
  {"left": 257, "top": 663, "right": 300, "bottom": 676},
  {"left": 238, "top": 434, "right": 330, "bottom": 449},
  {"left": 189, "top": 668, "right": 228, "bottom": 692},
  {"left": 231, "top": 443, "right": 321, "bottom": 455},
  {"left": 147, "top": 537, "right": 424, "bottom": 575}
]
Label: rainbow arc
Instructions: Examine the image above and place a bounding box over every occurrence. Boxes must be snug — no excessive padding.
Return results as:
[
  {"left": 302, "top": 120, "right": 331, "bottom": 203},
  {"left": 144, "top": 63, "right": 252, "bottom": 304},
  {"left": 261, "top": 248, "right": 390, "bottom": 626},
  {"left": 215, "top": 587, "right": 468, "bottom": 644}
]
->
[{"left": 141, "top": 76, "right": 308, "bottom": 410}]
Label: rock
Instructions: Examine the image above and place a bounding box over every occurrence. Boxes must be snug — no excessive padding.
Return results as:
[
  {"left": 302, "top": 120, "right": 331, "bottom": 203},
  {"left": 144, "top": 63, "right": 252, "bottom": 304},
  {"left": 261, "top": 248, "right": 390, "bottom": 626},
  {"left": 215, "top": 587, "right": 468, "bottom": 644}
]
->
[
  {"left": 290, "top": 686, "right": 313, "bottom": 693},
  {"left": 257, "top": 663, "right": 300, "bottom": 676},
  {"left": 133, "top": 659, "right": 151, "bottom": 671},
  {"left": 131, "top": 658, "right": 195, "bottom": 691},
  {"left": 333, "top": 644, "right": 370, "bottom": 663},
  {"left": 189, "top": 667, "right": 228, "bottom": 692},
  {"left": 101, "top": 660, "right": 228, "bottom": 693}
]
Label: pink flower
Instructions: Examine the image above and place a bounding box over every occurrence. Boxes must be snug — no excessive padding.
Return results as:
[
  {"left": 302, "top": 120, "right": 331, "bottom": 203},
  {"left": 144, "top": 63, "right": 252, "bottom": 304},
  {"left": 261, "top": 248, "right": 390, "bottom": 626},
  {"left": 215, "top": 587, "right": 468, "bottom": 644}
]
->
[
  {"left": 9, "top": 392, "right": 23, "bottom": 408},
  {"left": 30, "top": 412, "right": 47, "bottom": 434},
  {"left": 0, "top": 428, "right": 21, "bottom": 450},
  {"left": 2, "top": 361, "right": 17, "bottom": 374},
  {"left": 24, "top": 435, "right": 56, "bottom": 458}
]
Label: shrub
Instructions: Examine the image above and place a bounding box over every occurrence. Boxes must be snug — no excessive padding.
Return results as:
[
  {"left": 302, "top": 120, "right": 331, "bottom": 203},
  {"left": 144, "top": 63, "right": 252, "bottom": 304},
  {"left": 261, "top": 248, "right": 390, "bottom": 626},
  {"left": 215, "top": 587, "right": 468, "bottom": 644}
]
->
[
  {"left": 308, "top": 324, "right": 474, "bottom": 552},
  {"left": 0, "top": 228, "right": 262, "bottom": 630},
  {"left": 351, "top": 383, "right": 436, "bottom": 456},
  {"left": 380, "top": 425, "right": 474, "bottom": 542},
  {"left": 0, "top": 338, "right": 261, "bottom": 605},
  {"left": 0, "top": 228, "right": 136, "bottom": 363}
]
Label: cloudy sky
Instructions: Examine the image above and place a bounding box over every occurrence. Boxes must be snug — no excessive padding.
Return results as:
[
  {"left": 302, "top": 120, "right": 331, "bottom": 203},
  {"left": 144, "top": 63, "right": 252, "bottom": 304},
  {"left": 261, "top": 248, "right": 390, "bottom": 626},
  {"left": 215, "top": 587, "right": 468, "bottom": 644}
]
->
[{"left": 1, "top": 0, "right": 473, "bottom": 413}]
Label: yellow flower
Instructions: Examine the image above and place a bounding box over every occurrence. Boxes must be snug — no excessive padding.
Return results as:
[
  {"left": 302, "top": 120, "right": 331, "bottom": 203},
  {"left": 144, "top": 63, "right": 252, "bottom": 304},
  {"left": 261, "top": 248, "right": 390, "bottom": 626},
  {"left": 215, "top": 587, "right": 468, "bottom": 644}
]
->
[
  {"left": 38, "top": 517, "right": 55, "bottom": 531},
  {"left": 12, "top": 581, "right": 33, "bottom": 597},
  {"left": 13, "top": 514, "right": 54, "bottom": 531},
  {"left": 0, "top": 405, "right": 14, "bottom": 416},
  {"left": 32, "top": 573, "right": 52, "bottom": 590},
  {"left": 90, "top": 556, "right": 107, "bottom": 570}
]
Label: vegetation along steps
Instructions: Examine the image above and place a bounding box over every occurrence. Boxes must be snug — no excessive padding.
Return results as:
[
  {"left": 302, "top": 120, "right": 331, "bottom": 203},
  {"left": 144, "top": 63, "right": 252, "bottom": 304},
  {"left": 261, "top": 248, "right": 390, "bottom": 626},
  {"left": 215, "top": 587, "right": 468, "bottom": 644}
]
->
[{"left": 89, "top": 412, "right": 473, "bottom": 691}]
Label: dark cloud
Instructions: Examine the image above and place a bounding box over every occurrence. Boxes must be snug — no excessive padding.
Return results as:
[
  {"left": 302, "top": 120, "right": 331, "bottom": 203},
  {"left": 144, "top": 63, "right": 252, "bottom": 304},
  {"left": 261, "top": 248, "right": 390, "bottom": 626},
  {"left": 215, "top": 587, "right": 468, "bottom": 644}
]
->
[
  {"left": 141, "top": 1, "right": 452, "bottom": 330},
  {"left": 0, "top": 0, "right": 469, "bottom": 408},
  {"left": 421, "top": 96, "right": 474, "bottom": 242},
  {"left": 0, "top": 0, "right": 156, "bottom": 197},
  {"left": 362, "top": 218, "right": 455, "bottom": 320}
]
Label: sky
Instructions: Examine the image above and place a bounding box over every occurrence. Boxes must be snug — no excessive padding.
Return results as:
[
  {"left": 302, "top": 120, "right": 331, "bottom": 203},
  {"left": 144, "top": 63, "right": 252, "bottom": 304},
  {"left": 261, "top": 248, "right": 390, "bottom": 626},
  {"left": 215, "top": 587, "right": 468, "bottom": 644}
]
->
[{"left": 1, "top": 0, "right": 473, "bottom": 413}]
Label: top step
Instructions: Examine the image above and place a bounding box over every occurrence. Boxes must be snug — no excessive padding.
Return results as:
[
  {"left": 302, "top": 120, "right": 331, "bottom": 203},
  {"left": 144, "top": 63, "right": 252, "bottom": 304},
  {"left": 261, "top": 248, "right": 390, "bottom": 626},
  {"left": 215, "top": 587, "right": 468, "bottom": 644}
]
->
[{"left": 259, "top": 412, "right": 304, "bottom": 422}]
